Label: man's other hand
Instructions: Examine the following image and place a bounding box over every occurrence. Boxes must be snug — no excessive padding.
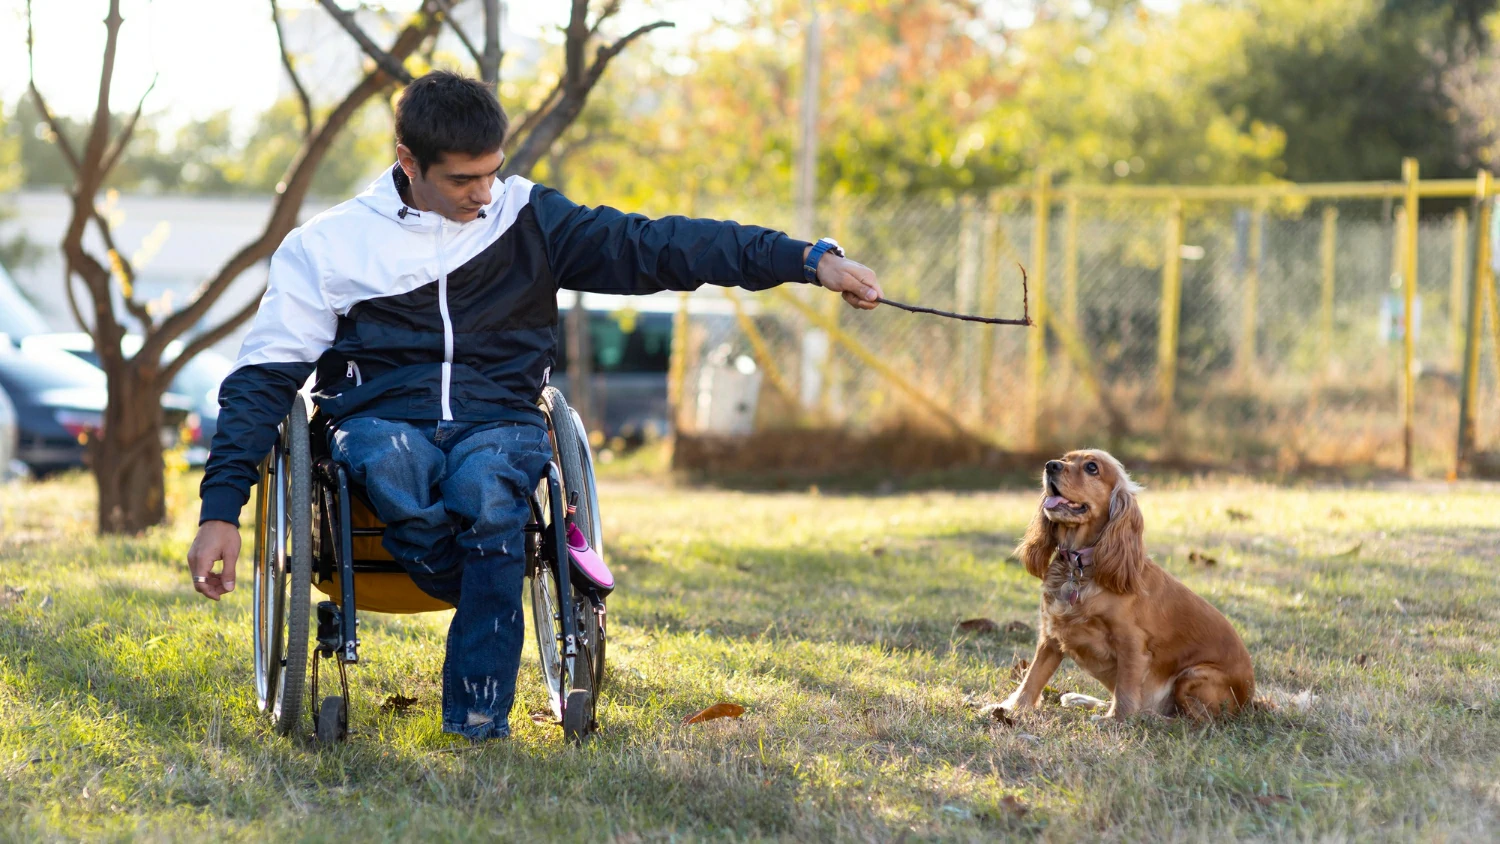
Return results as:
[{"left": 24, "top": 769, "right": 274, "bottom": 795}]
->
[
  {"left": 188, "top": 520, "right": 241, "bottom": 601},
  {"left": 810, "top": 250, "right": 883, "bottom": 311}
]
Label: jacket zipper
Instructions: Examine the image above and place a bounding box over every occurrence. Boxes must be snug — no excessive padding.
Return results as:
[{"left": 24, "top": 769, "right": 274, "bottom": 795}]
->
[
  {"left": 345, "top": 360, "right": 363, "bottom": 386},
  {"left": 437, "top": 219, "right": 454, "bottom": 421}
]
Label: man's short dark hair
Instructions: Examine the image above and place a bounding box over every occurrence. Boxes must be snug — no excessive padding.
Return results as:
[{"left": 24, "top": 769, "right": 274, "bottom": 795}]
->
[{"left": 395, "top": 71, "right": 508, "bottom": 174}]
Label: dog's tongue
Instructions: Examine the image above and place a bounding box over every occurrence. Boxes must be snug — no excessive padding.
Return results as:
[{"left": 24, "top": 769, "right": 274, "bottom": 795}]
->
[{"left": 1043, "top": 495, "right": 1067, "bottom": 510}]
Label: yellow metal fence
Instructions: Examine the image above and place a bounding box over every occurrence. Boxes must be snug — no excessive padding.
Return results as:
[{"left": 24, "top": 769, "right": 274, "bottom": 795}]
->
[{"left": 670, "top": 160, "right": 1500, "bottom": 477}]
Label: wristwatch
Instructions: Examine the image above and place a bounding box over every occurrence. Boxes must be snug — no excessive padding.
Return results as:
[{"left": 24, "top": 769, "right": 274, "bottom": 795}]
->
[{"left": 803, "top": 237, "right": 845, "bottom": 285}]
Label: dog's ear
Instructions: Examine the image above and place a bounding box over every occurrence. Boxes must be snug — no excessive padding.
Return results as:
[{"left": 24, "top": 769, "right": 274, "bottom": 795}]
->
[
  {"left": 1093, "top": 478, "right": 1145, "bottom": 594},
  {"left": 1015, "top": 502, "right": 1057, "bottom": 579}
]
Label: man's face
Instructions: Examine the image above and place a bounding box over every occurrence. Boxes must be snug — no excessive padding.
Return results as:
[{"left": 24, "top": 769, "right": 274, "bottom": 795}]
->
[{"left": 396, "top": 145, "right": 504, "bottom": 223}]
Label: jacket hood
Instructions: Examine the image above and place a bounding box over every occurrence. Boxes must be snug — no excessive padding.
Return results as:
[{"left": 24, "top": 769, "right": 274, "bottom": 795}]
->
[
  {"left": 355, "top": 163, "right": 508, "bottom": 231},
  {"left": 355, "top": 164, "right": 440, "bottom": 230}
]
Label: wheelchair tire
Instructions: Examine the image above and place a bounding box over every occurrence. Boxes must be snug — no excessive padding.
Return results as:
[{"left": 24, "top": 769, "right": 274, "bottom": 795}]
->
[
  {"left": 540, "top": 387, "right": 602, "bottom": 556},
  {"left": 315, "top": 695, "right": 348, "bottom": 744},
  {"left": 254, "top": 394, "right": 313, "bottom": 736},
  {"left": 562, "top": 595, "right": 599, "bottom": 744},
  {"left": 540, "top": 387, "right": 606, "bottom": 689}
]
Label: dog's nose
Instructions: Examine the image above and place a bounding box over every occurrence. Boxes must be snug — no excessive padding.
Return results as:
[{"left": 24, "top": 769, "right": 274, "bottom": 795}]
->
[{"left": 1045, "top": 460, "right": 1063, "bottom": 475}]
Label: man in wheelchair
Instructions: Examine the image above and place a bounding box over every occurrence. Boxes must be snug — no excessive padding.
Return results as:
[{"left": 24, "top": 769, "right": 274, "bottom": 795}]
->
[{"left": 187, "top": 71, "right": 882, "bottom": 741}]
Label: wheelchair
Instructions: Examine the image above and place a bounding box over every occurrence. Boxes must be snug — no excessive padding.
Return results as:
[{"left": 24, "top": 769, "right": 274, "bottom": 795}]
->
[{"left": 249, "top": 387, "right": 611, "bottom": 744}]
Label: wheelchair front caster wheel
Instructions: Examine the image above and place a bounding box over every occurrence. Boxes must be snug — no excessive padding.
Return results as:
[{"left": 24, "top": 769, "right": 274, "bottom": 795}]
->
[{"left": 315, "top": 696, "right": 348, "bottom": 744}]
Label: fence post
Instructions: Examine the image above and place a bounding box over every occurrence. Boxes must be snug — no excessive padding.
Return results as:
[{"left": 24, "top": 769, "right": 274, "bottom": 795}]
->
[
  {"left": 1457, "top": 172, "right": 1491, "bottom": 472},
  {"left": 1027, "top": 168, "right": 1052, "bottom": 449},
  {"left": 1451, "top": 208, "right": 1470, "bottom": 366},
  {"left": 1158, "top": 199, "right": 1185, "bottom": 439},
  {"left": 1320, "top": 206, "right": 1338, "bottom": 370},
  {"left": 667, "top": 291, "right": 693, "bottom": 432},
  {"left": 1063, "top": 194, "right": 1080, "bottom": 333},
  {"left": 978, "top": 191, "right": 1002, "bottom": 419},
  {"left": 1402, "top": 157, "right": 1420, "bottom": 476},
  {"left": 1237, "top": 199, "right": 1265, "bottom": 377}
]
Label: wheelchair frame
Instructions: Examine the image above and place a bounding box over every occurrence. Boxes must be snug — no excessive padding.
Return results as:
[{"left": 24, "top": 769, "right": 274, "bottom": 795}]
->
[{"left": 251, "top": 388, "right": 608, "bottom": 744}]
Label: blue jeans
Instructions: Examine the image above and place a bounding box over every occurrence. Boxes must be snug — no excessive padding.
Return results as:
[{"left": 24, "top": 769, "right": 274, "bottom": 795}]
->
[{"left": 330, "top": 417, "right": 551, "bottom": 740}]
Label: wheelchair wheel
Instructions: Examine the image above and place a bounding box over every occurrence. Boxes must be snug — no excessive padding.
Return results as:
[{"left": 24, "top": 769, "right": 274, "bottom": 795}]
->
[
  {"left": 315, "top": 695, "right": 347, "bottom": 744},
  {"left": 540, "top": 387, "right": 607, "bottom": 690},
  {"left": 252, "top": 394, "right": 313, "bottom": 736}
]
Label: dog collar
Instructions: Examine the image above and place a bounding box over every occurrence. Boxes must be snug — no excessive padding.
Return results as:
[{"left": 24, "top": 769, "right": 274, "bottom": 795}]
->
[{"left": 1059, "top": 547, "right": 1095, "bottom": 605}]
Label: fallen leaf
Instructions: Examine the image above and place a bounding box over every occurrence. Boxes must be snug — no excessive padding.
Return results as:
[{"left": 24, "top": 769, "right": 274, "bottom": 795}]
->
[
  {"left": 1007, "top": 658, "right": 1030, "bottom": 681},
  {"left": 1003, "top": 620, "right": 1034, "bottom": 635},
  {"left": 871, "top": 546, "right": 887, "bottom": 558},
  {"left": 1187, "top": 550, "right": 1219, "bottom": 567},
  {"left": 683, "top": 702, "right": 746, "bottom": 725},
  {"left": 1354, "top": 653, "right": 1371, "bottom": 667},
  {"left": 978, "top": 703, "right": 1014, "bottom": 726},
  {"left": 380, "top": 694, "right": 418, "bottom": 713},
  {"left": 1254, "top": 794, "right": 1291, "bottom": 807},
  {"left": 1333, "top": 542, "right": 1363, "bottom": 558},
  {"left": 1466, "top": 703, "right": 1484, "bottom": 713},
  {"left": 1017, "top": 733, "right": 1042, "bottom": 745},
  {"left": 530, "top": 712, "right": 559, "bottom": 726},
  {"left": 957, "top": 618, "right": 1001, "bottom": 634},
  {"left": 998, "top": 795, "right": 1030, "bottom": 817},
  {"left": 1227, "top": 508, "right": 1253, "bottom": 522}
]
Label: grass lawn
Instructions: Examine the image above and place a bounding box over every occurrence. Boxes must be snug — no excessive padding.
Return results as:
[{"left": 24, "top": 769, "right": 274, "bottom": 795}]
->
[{"left": 1, "top": 469, "right": 1498, "bottom": 841}]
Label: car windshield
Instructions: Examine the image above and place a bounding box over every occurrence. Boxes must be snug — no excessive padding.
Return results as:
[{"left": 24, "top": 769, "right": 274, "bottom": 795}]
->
[
  {"left": 0, "top": 269, "right": 52, "bottom": 338},
  {"left": 0, "top": 344, "right": 107, "bottom": 392},
  {"left": 172, "top": 350, "right": 233, "bottom": 404}
]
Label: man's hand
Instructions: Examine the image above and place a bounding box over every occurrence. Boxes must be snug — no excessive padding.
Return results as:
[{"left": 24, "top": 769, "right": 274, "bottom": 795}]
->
[
  {"left": 808, "top": 248, "right": 883, "bottom": 311},
  {"left": 187, "top": 520, "right": 241, "bottom": 601}
]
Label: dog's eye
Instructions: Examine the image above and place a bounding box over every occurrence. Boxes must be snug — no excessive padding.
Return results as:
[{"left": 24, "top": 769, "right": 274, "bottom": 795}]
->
[{"left": 1085, "top": 461, "right": 1099, "bottom": 475}]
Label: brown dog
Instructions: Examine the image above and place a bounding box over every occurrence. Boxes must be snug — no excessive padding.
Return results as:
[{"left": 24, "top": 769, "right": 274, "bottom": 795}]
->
[{"left": 999, "top": 450, "right": 1254, "bottom": 719}]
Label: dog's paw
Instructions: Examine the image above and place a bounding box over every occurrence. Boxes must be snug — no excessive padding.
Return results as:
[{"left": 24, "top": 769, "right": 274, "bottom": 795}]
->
[{"left": 1060, "top": 692, "right": 1108, "bottom": 710}]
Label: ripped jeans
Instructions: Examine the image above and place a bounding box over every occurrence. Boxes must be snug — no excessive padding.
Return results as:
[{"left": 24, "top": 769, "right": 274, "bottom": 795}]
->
[{"left": 330, "top": 416, "right": 551, "bottom": 740}]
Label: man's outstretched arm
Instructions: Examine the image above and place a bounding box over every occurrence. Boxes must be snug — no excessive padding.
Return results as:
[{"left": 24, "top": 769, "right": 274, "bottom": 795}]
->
[
  {"left": 529, "top": 186, "right": 882, "bottom": 307},
  {"left": 188, "top": 231, "right": 335, "bottom": 601}
]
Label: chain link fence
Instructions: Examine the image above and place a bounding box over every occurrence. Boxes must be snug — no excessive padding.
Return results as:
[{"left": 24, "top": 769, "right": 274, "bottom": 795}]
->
[{"left": 672, "top": 177, "right": 1500, "bottom": 476}]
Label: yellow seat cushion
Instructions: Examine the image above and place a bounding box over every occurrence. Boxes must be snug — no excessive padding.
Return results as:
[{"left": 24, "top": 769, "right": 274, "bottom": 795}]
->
[
  {"left": 316, "top": 491, "right": 453, "bottom": 614},
  {"left": 315, "top": 572, "right": 454, "bottom": 614}
]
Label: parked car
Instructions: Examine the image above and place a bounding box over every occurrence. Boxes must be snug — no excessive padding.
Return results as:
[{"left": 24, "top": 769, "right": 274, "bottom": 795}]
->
[
  {"left": 0, "top": 384, "right": 20, "bottom": 480},
  {"left": 0, "top": 337, "right": 192, "bottom": 475},
  {"left": 0, "top": 263, "right": 52, "bottom": 340},
  {"left": 21, "top": 333, "right": 232, "bottom": 465}
]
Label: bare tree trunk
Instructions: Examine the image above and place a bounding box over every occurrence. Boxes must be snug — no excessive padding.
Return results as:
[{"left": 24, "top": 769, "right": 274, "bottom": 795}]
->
[{"left": 94, "top": 368, "right": 167, "bottom": 532}]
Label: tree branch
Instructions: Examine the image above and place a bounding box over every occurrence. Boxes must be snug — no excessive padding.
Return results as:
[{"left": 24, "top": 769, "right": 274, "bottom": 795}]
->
[
  {"left": 25, "top": 0, "right": 82, "bottom": 173},
  {"left": 100, "top": 74, "right": 157, "bottom": 178},
  {"left": 89, "top": 210, "right": 154, "bottom": 330},
  {"left": 317, "top": 0, "right": 416, "bottom": 85},
  {"left": 64, "top": 271, "right": 95, "bottom": 341},
  {"left": 565, "top": 0, "right": 589, "bottom": 92},
  {"left": 481, "top": 0, "right": 501, "bottom": 85},
  {"left": 141, "top": 5, "right": 442, "bottom": 367},
  {"left": 590, "top": 0, "right": 623, "bottom": 37},
  {"left": 158, "top": 293, "right": 263, "bottom": 388},
  {"left": 271, "top": 0, "right": 314, "bottom": 138},
  {"left": 431, "top": 0, "right": 483, "bottom": 67},
  {"left": 587, "top": 20, "right": 674, "bottom": 87},
  {"left": 505, "top": 76, "right": 564, "bottom": 146},
  {"left": 504, "top": 14, "right": 673, "bottom": 178}
]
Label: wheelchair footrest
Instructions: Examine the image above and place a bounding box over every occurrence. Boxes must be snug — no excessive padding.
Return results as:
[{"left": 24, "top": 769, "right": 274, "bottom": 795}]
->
[{"left": 316, "top": 601, "right": 343, "bottom": 653}]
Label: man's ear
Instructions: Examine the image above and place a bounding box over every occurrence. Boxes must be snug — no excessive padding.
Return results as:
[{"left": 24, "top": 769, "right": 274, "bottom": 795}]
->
[{"left": 395, "top": 144, "right": 418, "bottom": 180}]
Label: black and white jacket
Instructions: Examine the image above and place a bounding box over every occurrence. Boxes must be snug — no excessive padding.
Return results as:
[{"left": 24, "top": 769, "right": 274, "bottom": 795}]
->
[{"left": 199, "top": 165, "right": 812, "bottom": 525}]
